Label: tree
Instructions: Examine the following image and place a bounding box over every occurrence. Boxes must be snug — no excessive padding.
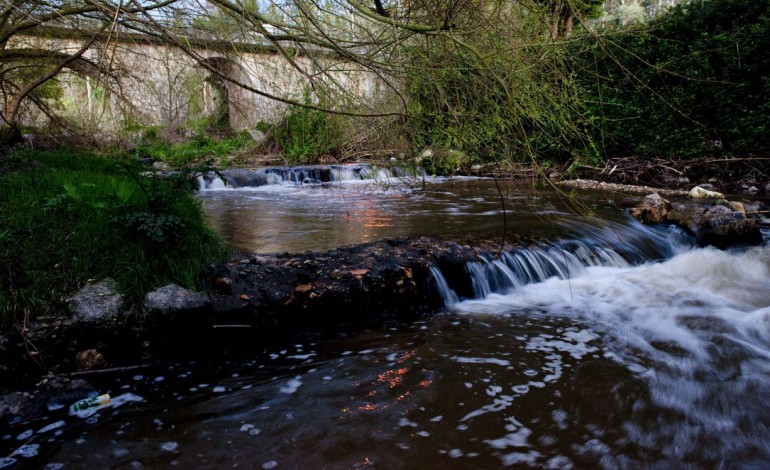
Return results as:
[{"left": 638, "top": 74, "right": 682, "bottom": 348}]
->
[
  {"left": 0, "top": 0, "right": 178, "bottom": 144},
  {"left": 1, "top": 0, "right": 593, "bottom": 168}
]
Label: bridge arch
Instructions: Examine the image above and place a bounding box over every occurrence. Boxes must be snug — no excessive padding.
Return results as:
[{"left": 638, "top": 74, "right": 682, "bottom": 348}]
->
[{"left": 194, "top": 56, "right": 256, "bottom": 132}]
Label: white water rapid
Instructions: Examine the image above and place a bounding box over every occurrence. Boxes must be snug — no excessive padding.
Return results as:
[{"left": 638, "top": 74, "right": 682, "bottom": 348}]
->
[{"left": 450, "top": 243, "right": 770, "bottom": 464}]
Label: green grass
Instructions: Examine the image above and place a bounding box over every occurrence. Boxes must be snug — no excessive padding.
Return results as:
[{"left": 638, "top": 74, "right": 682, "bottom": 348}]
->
[
  {"left": 134, "top": 132, "right": 254, "bottom": 167},
  {"left": 0, "top": 148, "right": 225, "bottom": 330}
]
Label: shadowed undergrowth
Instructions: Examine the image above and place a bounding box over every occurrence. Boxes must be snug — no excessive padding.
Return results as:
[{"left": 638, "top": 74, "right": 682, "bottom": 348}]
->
[{"left": 0, "top": 149, "right": 225, "bottom": 331}]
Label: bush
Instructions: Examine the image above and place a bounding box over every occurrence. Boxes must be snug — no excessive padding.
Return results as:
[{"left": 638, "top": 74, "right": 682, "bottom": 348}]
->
[
  {"left": 0, "top": 149, "right": 224, "bottom": 330},
  {"left": 575, "top": 0, "right": 770, "bottom": 159},
  {"left": 134, "top": 132, "right": 254, "bottom": 167},
  {"left": 274, "top": 89, "right": 344, "bottom": 164},
  {"left": 404, "top": 17, "right": 591, "bottom": 170}
]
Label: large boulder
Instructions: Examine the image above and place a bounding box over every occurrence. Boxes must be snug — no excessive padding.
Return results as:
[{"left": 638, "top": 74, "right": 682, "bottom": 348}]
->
[{"left": 67, "top": 279, "right": 125, "bottom": 327}]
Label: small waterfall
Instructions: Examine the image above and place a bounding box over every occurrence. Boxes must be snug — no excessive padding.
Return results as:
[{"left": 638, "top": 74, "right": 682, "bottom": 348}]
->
[
  {"left": 197, "top": 164, "right": 412, "bottom": 190},
  {"left": 430, "top": 267, "right": 459, "bottom": 306},
  {"left": 432, "top": 220, "right": 688, "bottom": 303}
]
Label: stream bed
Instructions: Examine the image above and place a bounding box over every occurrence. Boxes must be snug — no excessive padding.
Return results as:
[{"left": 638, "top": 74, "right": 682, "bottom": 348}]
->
[{"left": 3, "top": 167, "right": 770, "bottom": 468}]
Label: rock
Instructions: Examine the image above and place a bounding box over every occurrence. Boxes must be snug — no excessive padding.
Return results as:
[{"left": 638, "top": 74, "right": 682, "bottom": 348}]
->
[
  {"left": 745, "top": 186, "right": 760, "bottom": 194},
  {"left": 214, "top": 277, "right": 233, "bottom": 294},
  {"left": 697, "top": 205, "right": 763, "bottom": 249},
  {"left": 470, "top": 164, "right": 483, "bottom": 171},
  {"left": 76, "top": 349, "right": 105, "bottom": 370},
  {"left": 677, "top": 177, "right": 690, "bottom": 185},
  {"left": 144, "top": 284, "right": 210, "bottom": 315},
  {"left": 68, "top": 279, "right": 125, "bottom": 327},
  {"left": 628, "top": 193, "right": 670, "bottom": 224},
  {"left": 764, "top": 183, "right": 770, "bottom": 194},
  {"left": 729, "top": 201, "right": 746, "bottom": 215},
  {"left": 0, "top": 377, "right": 95, "bottom": 421},
  {"left": 666, "top": 203, "right": 708, "bottom": 229},
  {"left": 689, "top": 186, "right": 724, "bottom": 199},
  {"left": 631, "top": 195, "right": 762, "bottom": 248}
]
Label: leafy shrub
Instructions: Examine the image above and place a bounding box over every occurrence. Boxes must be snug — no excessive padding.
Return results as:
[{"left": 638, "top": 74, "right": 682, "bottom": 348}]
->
[
  {"left": 134, "top": 132, "right": 253, "bottom": 167},
  {"left": 575, "top": 0, "right": 770, "bottom": 159},
  {"left": 274, "top": 89, "right": 343, "bottom": 164},
  {"left": 0, "top": 149, "right": 223, "bottom": 330},
  {"left": 404, "top": 19, "right": 590, "bottom": 170}
]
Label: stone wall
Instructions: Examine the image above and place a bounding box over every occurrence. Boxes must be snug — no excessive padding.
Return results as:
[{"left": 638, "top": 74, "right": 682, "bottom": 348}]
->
[{"left": 16, "top": 34, "right": 385, "bottom": 134}]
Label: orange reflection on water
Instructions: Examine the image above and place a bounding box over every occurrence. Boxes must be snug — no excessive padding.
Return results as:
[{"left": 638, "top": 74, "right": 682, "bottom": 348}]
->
[{"left": 377, "top": 368, "right": 409, "bottom": 389}]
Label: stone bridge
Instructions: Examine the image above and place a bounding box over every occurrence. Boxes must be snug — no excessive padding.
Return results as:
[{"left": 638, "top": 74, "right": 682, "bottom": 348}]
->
[{"left": 19, "top": 31, "right": 384, "bottom": 135}]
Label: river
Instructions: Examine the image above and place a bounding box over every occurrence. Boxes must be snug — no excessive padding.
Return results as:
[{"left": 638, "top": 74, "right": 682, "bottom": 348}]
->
[{"left": 3, "top": 166, "right": 770, "bottom": 468}]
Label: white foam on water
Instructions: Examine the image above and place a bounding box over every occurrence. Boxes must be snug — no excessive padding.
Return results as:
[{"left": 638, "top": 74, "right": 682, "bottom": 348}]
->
[
  {"left": 37, "top": 421, "right": 65, "bottom": 434},
  {"left": 278, "top": 376, "right": 303, "bottom": 394},
  {"left": 454, "top": 244, "right": 770, "bottom": 461},
  {"left": 161, "top": 441, "right": 179, "bottom": 452},
  {"left": 451, "top": 356, "right": 511, "bottom": 367},
  {"left": 11, "top": 444, "right": 39, "bottom": 458}
]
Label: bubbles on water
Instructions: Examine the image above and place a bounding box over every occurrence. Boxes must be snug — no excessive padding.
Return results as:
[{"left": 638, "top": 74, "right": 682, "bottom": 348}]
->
[
  {"left": 161, "top": 441, "right": 179, "bottom": 452},
  {"left": 16, "top": 429, "right": 32, "bottom": 440},
  {"left": 38, "top": 421, "right": 65, "bottom": 434},
  {"left": 11, "top": 443, "right": 39, "bottom": 458},
  {"left": 43, "top": 463, "right": 65, "bottom": 470},
  {"left": 0, "top": 459, "right": 16, "bottom": 469},
  {"left": 451, "top": 356, "right": 511, "bottom": 367},
  {"left": 261, "top": 460, "right": 278, "bottom": 469},
  {"left": 500, "top": 450, "right": 541, "bottom": 467},
  {"left": 398, "top": 418, "right": 417, "bottom": 428},
  {"left": 448, "top": 448, "right": 463, "bottom": 458},
  {"left": 112, "top": 447, "right": 130, "bottom": 458},
  {"left": 278, "top": 376, "right": 303, "bottom": 394}
]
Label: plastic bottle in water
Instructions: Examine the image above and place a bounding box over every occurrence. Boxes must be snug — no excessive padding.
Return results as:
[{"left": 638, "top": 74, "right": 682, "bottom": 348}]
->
[{"left": 69, "top": 394, "right": 111, "bottom": 413}]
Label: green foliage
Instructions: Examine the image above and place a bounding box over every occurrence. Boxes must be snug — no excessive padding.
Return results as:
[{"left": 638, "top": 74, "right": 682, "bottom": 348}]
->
[
  {"left": 0, "top": 149, "right": 224, "bottom": 330},
  {"left": 134, "top": 132, "right": 253, "bottom": 167},
  {"left": 575, "top": 0, "right": 770, "bottom": 159},
  {"left": 274, "top": 88, "right": 343, "bottom": 164},
  {"left": 404, "top": 7, "right": 591, "bottom": 172}
]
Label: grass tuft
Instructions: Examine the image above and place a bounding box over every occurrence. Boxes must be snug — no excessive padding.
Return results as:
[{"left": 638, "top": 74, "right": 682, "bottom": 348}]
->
[{"left": 0, "top": 148, "right": 225, "bottom": 330}]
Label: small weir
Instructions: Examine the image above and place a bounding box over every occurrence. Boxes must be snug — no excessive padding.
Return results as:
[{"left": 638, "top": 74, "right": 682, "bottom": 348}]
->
[
  {"left": 430, "top": 219, "right": 685, "bottom": 306},
  {"left": 196, "top": 164, "right": 420, "bottom": 190}
]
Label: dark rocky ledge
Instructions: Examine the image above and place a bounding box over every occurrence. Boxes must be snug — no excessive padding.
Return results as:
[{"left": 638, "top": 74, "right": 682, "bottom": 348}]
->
[{"left": 2, "top": 236, "right": 533, "bottom": 403}]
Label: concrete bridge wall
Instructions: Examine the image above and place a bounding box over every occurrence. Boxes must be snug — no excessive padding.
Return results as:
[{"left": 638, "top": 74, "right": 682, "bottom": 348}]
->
[{"left": 18, "top": 34, "right": 385, "bottom": 135}]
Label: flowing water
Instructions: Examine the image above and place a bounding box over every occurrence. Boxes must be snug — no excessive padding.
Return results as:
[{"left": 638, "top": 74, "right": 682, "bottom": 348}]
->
[{"left": 4, "top": 166, "right": 770, "bottom": 468}]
